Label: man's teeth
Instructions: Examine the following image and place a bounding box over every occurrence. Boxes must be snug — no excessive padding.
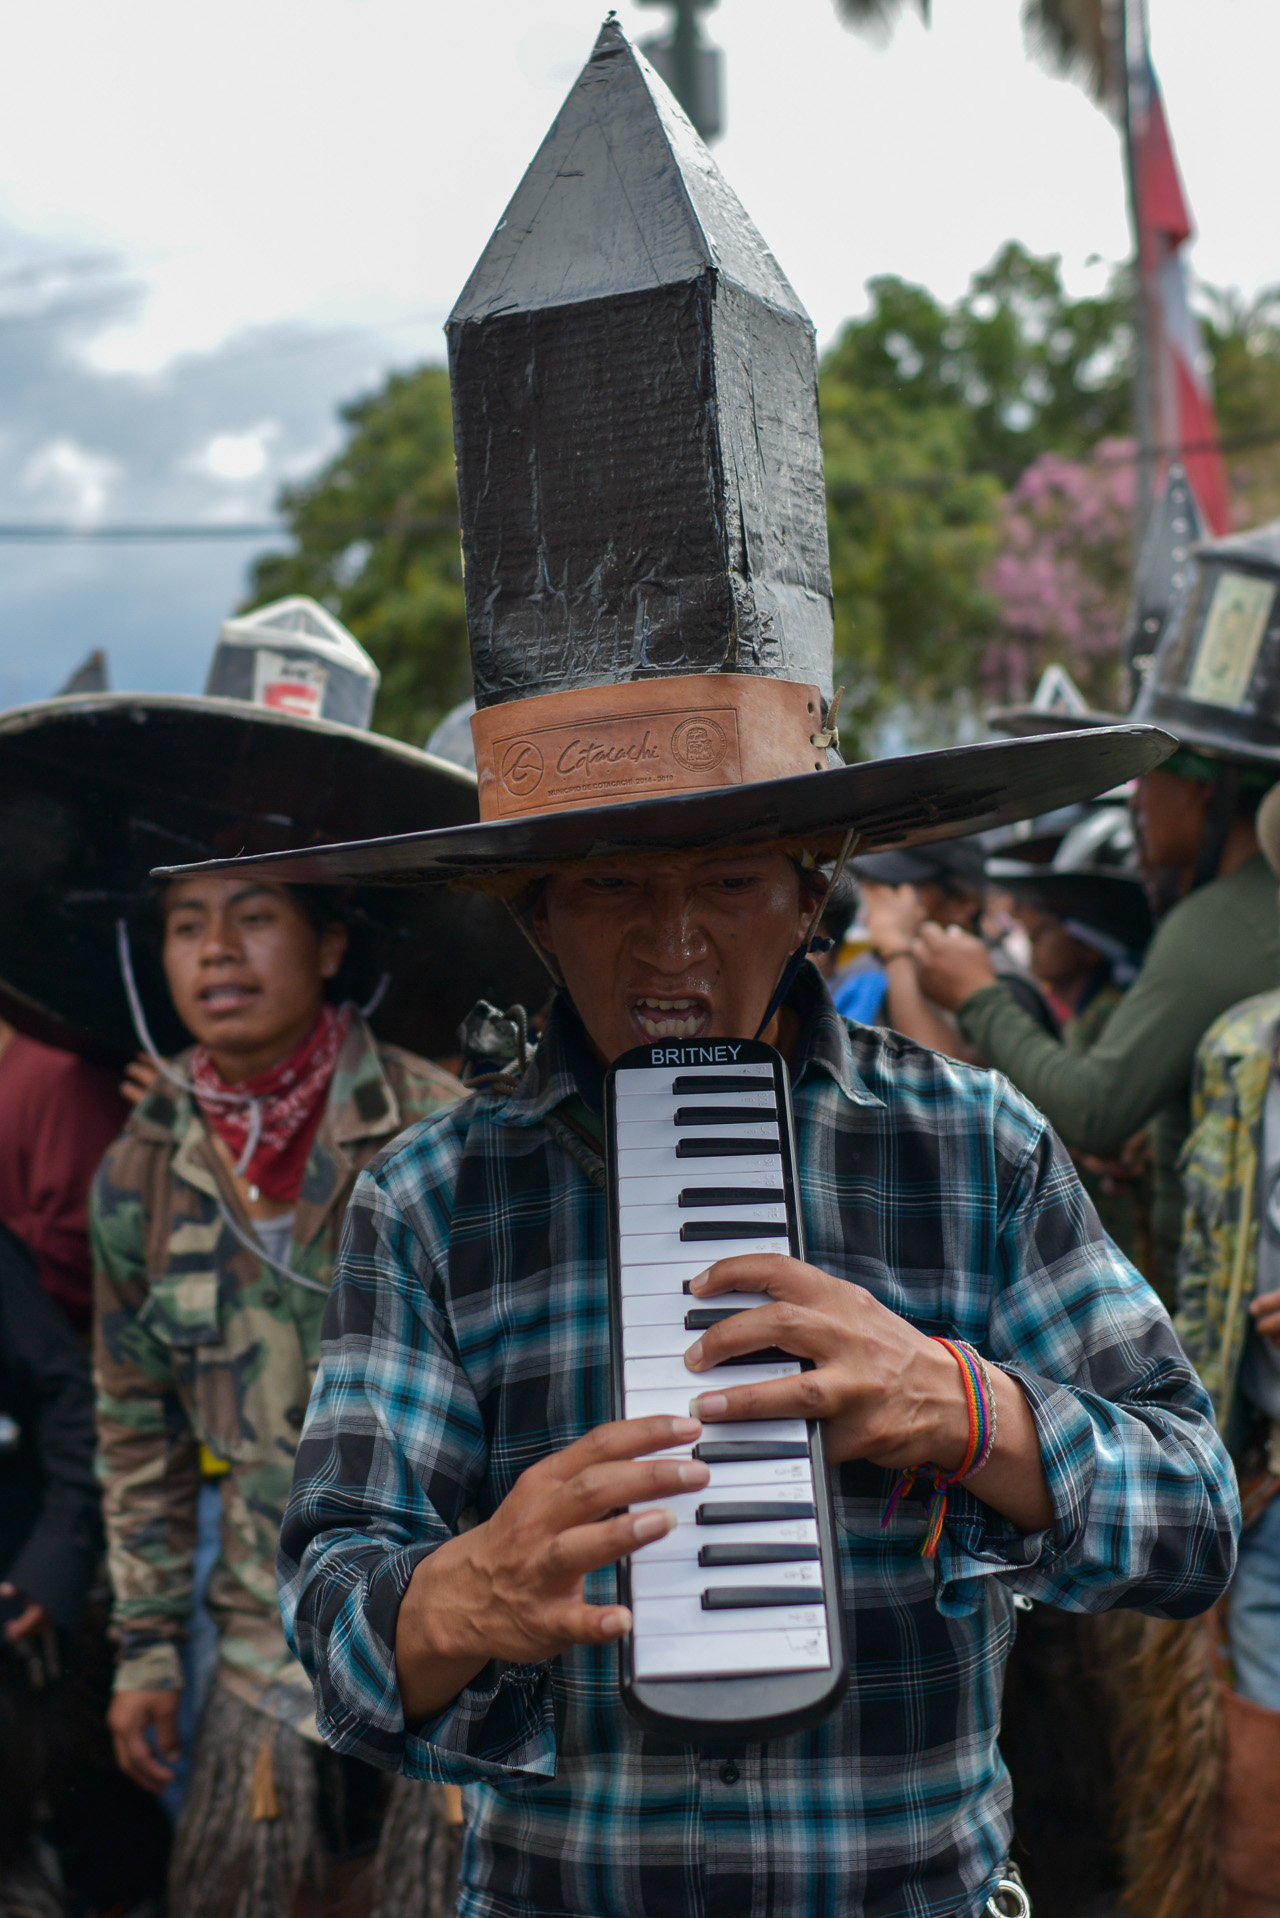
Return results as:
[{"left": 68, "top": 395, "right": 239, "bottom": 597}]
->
[{"left": 634, "top": 999, "right": 704, "bottom": 1038}]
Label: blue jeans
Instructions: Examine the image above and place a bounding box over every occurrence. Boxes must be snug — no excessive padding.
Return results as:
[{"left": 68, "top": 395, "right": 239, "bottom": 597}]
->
[
  {"left": 161, "top": 1478, "right": 223, "bottom": 1819},
  {"left": 1228, "top": 1486, "right": 1280, "bottom": 1709}
]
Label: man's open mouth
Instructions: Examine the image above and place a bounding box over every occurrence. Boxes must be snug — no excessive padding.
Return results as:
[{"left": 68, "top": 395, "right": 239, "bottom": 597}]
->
[
  {"left": 198, "top": 983, "right": 259, "bottom": 1011},
  {"left": 630, "top": 997, "right": 710, "bottom": 1041}
]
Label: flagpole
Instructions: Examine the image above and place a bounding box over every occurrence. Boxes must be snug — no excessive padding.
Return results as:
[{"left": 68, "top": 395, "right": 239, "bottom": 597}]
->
[{"left": 1122, "top": 0, "right": 1156, "bottom": 564}]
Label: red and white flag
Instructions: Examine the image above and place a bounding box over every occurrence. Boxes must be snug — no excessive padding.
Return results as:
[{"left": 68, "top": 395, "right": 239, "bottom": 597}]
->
[{"left": 1130, "top": 57, "right": 1230, "bottom": 534}]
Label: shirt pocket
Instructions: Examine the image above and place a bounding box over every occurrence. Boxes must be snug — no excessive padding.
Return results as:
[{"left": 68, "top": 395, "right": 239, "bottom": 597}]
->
[{"left": 136, "top": 1271, "right": 241, "bottom": 1464}]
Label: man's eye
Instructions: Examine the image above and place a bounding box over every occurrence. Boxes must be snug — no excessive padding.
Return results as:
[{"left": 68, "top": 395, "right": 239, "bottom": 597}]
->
[
  {"left": 583, "top": 876, "right": 629, "bottom": 892},
  {"left": 715, "top": 875, "right": 757, "bottom": 891}
]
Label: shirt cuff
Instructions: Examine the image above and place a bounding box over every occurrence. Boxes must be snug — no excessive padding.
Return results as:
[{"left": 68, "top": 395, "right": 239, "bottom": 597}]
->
[
  {"left": 113, "top": 1640, "right": 185, "bottom": 1693},
  {"left": 933, "top": 1365, "right": 1097, "bottom": 1615},
  {"left": 398, "top": 1659, "right": 558, "bottom": 1785}
]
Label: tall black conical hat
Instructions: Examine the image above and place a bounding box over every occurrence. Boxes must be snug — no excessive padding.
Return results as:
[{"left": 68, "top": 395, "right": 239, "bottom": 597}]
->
[
  {"left": 448, "top": 15, "right": 831, "bottom": 722},
  {"left": 1130, "top": 517, "right": 1280, "bottom": 767},
  {"left": 152, "top": 19, "right": 1173, "bottom": 894}
]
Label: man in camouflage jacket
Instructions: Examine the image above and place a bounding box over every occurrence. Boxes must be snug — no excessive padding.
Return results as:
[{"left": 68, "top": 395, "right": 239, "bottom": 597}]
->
[{"left": 92, "top": 1011, "right": 458, "bottom": 1727}]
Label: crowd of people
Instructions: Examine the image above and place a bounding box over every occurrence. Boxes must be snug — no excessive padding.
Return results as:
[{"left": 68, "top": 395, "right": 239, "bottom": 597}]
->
[{"left": 1, "top": 19, "right": 1277, "bottom": 1918}]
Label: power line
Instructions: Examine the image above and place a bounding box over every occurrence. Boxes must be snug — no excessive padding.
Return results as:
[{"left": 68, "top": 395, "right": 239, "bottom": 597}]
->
[{"left": 0, "top": 521, "right": 284, "bottom": 541}]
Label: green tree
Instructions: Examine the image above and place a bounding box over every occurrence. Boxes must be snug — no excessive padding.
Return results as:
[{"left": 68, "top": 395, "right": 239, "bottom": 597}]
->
[
  {"left": 247, "top": 367, "right": 468, "bottom": 744},
  {"left": 1201, "top": 287, "right": 1280, "bottom": 528}
]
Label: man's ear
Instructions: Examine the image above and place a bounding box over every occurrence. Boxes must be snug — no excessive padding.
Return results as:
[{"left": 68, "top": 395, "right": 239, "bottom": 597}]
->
[{"left": 319, "top": 922, "right": 349, "bottom": 980}]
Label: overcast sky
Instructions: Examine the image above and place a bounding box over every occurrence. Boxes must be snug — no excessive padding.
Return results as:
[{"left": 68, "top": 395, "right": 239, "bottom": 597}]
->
[{"left": 0, "top": 0, "right": 1274, "bottom": 710}]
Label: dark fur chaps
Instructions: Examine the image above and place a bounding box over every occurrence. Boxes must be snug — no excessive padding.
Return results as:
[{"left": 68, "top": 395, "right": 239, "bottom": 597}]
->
[{"left": 170, "top": 1684, "right": 457, "bottom": 1918}]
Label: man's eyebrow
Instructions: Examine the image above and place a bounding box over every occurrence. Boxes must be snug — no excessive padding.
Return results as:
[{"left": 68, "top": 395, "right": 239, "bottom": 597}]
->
[{"left": 164, "top": 883, "right": 276, "bottom": 917}]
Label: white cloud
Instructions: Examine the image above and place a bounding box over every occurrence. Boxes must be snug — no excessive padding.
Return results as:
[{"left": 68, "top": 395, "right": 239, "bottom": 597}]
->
[
  {"left": 183, "top": 420, "right": 280, "bottom": 483},
  {"left": 20, "top": 435, "right": 121, "bottom": 523}
]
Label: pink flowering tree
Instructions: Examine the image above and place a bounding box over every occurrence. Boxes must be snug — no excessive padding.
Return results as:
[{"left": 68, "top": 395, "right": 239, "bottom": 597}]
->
[{"left": 983, "top": 438, "right": 1136, "bottom": 709}]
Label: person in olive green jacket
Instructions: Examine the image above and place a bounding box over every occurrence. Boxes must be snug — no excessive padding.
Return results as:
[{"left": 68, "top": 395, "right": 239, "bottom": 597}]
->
[
  {"left": 93, "top": 871, "right": 462, "bottom": 1918},
  {"left": 913, "top": 754, "right": 1278, "bottom": 1302}
]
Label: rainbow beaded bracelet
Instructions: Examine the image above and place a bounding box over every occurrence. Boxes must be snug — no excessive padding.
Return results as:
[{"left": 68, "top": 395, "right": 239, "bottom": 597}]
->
[{"left": 881, "top": 1337, "right": 998, "bottom": 1557}]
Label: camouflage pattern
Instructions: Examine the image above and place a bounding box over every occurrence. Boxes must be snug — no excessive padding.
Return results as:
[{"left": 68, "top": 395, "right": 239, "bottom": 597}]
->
[
  {"left": 91, "top": 1013, "right": 461, "bottom": 1734},
  {"left": 1175, "top": 989, "right": 1280, "bottom": 1452}
]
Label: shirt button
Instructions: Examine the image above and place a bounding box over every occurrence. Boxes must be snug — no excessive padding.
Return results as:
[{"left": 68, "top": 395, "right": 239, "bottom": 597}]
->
[{"left": 719, "top": 1760, "right": 739, "bottom": 1786}]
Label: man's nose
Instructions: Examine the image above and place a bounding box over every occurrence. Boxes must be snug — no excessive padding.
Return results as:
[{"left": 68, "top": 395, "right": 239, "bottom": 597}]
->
[
  {"left": 198, "top": 913, "right": 240, "bottom": 961},
  {"left": 631, "top": 888, "right": 707, "bottom": 969}
]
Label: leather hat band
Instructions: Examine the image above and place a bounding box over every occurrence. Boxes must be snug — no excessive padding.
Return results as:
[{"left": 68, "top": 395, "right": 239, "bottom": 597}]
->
[{"left": 470, "top": 675, "right": 830, "bottom": 822}]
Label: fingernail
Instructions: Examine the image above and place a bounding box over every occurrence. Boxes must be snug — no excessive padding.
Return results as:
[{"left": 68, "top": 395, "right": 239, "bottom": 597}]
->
[
  {"left": 677, "top": 1460, "right": 709, "bottom": 1486},
  {"left": 669, "top": 1415, "right": 702, "bottom": 1439},
  {"left": 688, "top": 1269, "right": 711, "bottom": 1294},
  {"left": 601, "top": 1609, "right": 631, "bottom": 1639},
  {"left": 633, "top": 1509, "right": 675, "bottom": 1543},
  {"left": 683, "top": 1338, "right": 704, "bottom": 1370},
  {"left": 691, "top": 1393, "right": 728, "bottom": 1419}
]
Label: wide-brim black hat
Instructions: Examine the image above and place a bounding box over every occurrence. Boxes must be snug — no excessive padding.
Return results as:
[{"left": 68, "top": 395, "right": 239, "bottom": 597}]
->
[
  {"left": 984, "top": 860, "right": 1153, "bottom": 961},
  {"left": 156, "top": 21, "right": 1173, "bottom": 898},
  {"left": 154, "top": 725, "right": 1174, "bottom": 892},
  {"left": 0, "top": 693, "right": 547, "bottom": 1064}
]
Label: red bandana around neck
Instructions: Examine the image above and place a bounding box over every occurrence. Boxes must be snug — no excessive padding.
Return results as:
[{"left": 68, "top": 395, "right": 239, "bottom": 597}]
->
[{"left": 190, "top": 1002, "right": 353, "bottom": 1203}]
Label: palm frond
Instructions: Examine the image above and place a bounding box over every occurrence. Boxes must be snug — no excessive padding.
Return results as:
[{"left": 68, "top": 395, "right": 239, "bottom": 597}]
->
[
  {"left": 1022, "top": 0, "right": 1119, "bottom": 109},
  {"left": 831, "top": 0, "right": 930, "bottom": 42}
]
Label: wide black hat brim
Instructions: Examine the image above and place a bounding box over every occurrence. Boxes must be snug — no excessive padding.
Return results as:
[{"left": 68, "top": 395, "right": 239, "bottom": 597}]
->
[
  {"left": 985, "top": 865, "right": 1154, "bottom": 958},
  {"left": 0, "top": 694, "right": 549, "bottom": 1063},
  {"left": 154, "top": 724, "right": 1175, "bottom": 889}
]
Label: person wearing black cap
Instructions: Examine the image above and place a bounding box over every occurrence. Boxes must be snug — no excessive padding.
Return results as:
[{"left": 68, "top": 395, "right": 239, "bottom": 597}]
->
[
  {"left": 916, "top": 522, "right": 1280, "bottom": 1304},
  {"left": 151, "top": 33, "right": 1237, "bottom": 1918},
  {"left": 853, "top": 839, "right": 1058, "bottom": 1059}
]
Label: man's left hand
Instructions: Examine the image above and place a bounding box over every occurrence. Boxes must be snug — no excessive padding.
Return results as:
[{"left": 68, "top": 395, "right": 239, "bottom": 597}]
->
[
  {"left": 912, "top": 922, "right": 998, "bottom": 1011},
  {"left": 683, "top": 1256, "right": 970, "bottom": 1469},
  {"left": 1250, "top": 1289, "right": 1280, "bottom": 1346},
  {"left": 684, "top": 1255, "right": 1055, "bottom": 1534}
]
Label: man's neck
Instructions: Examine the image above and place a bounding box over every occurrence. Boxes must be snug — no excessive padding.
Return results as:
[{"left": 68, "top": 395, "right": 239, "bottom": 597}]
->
[{"left": 203, "top": 1008, "right": 323, "bottom": 1085}]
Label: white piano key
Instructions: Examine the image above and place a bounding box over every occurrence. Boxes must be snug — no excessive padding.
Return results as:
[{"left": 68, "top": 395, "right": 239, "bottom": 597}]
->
[
  {"left": 625, "top": 1381, "right": 809, "bottom": 1423},
  {"left": 616, "top": 1120, "right": 780, "bottom": 1150},
  {"left": 614, "top": 1063, "right": 777, "bottom": 1092},
  {"left": 621, "top": 1289, "right": 772, "bottom": 1325},
  {"left": 622, "top": 1317, "right": 785, "bottom": 1359},
  {"left": 632, "top": 1627, "right": 830, "bottom": 1680},
  {"left": 634, "top": 1419, "right": 808, "bottom": 1455},
  {"left": 625, "top": 1476, "right": 811, "bottom": 1526},
  {"left": 617, "top": 1171, "right": 784, "bottom": 1204},
  {"left": 624, "top": 1354, "right": 797, "bottom": 1395},
  {"left": 633, "top": 1593, "right": 826, "bottom": 1637},
  {"left": 618, "top": 1262, "right": 711, "bottom": 1296},
  {"left": 634, "top": 1517, "right": 818, "bottom": 1560},
  {"left": 619, "top": 1202, "right": 789, "bottom": 1234},
  {"left": 616, "top": 1088, "right": 778, "bottom": 1114},
  {"left": 630, "top": 1555, "right": 822, "bottom": 1598},
  {"left": 621, "top": 1231, "right": 791, "bottom": 1265},
  {"left": 615, "top": 1147, "right": 785, "bottom": 1178}
]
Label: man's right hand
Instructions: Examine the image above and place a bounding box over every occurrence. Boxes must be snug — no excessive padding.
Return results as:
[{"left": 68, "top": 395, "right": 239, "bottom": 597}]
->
[
  {"left": 395, "top": 1415, "right": 707, "bottom": 1724},
  {"left": 108, "top": 1688, "right": 182, "bottom": 1792}
]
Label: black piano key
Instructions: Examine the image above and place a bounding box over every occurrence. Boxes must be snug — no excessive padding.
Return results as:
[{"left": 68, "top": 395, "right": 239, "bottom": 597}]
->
[
  {"left": 680, "top": 1220, "right": 788, "bottom": 1242},
  {"left": 679, "top": 1187, "right": 781, "bottom": 1207},
  {"left": 692, "top": 1440, "right": 809, "bottom": 1462},
  {"left": 671, "top": 1075, "right": 775, "bottom": 1094},
  {"left": 677, "top": 1137, "right": 781, "bottom": 1158},
  {"left": 714, "top": 1347, "right": 792, "bottom": 1365},
  {"left": 684, "top": 1308, "right": 747, "bottom": 1329},
  {"left": 698, "top": 1542, "right": 820, "bottom": 1566},
  {"left": 696, "top": 1501, "right": 816, "bottom": 1525},
  {"left": 674, "top": 1106, "right": 776, "bottom": 1127},
  {"left": 701, "top": 1585, "right": 825, "bottom": 1610}
]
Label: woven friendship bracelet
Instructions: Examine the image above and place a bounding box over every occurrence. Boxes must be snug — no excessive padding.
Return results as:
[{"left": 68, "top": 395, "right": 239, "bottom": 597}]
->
[{"left": 881, "top": 1337, "right": 997, "bottom": 1558}]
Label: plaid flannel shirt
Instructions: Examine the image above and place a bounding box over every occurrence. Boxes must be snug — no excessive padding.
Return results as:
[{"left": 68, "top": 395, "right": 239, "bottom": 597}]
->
[{"left": 279, "top": 968, "right": 1236, "bottom": 1918}]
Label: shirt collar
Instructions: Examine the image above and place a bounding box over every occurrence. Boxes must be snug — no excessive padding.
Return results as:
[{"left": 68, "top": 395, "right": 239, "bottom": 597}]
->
[{"left": 494, "top": 961, "right": 883, "bottom": 1127}]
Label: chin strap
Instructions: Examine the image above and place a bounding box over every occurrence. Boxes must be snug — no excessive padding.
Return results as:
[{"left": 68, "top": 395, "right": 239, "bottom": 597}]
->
[{"left": 754, "top": 828, "right": 858, "bottom": 1041}]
